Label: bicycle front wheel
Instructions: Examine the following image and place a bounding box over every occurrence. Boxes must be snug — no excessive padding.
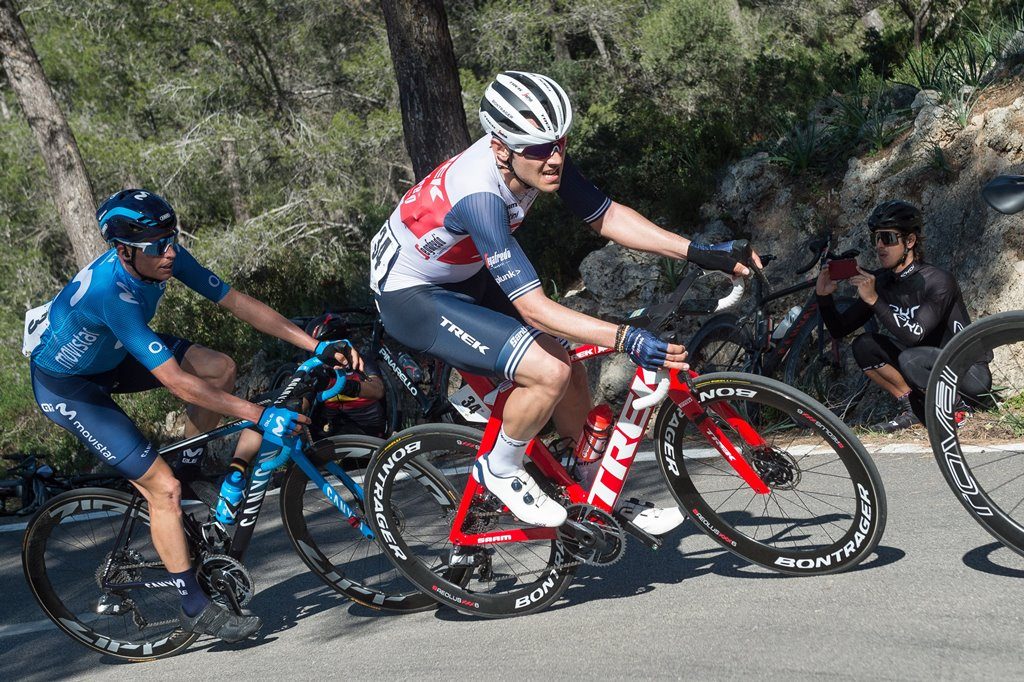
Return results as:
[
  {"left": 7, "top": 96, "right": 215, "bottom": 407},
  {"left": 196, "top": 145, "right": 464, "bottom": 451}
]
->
[
  {"left": 686, "top": 313, "right": 754, "bottom": 374},
  {"left": 926, "top": 310, "right": 1024, "bottom": 555},
  {"left": 22, "top": 488, "right": 197, "bottom": 661},
  {"left": 653, "top": 372, "right": 887, "bottom": 574},
  {"left": 279, "top": 434, "right": 436, "bottom": 611},
  {"left": 365, "top": 424, "right": 576, "bottom": 618}
]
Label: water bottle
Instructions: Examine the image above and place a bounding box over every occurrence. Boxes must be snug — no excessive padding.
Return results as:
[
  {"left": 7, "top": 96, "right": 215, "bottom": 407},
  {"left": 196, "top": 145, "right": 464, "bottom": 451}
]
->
[
  {"left": 215, "top": 469, "right": 247, "bottom": 525},
  {"left": 771, "top": 305, "right": 802, "bottom": 341},
  {"left": 574, "top": 404, "right": 614, "bottom": 462},
  {"left": 397, "top": 352, "right": 424, "bottom": 383}
]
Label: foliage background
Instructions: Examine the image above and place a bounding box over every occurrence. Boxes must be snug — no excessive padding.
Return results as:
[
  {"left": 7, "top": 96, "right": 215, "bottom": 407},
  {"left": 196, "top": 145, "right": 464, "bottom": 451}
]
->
[{"left": 1, "top": 0, "right": 1021, "bottom": 464}]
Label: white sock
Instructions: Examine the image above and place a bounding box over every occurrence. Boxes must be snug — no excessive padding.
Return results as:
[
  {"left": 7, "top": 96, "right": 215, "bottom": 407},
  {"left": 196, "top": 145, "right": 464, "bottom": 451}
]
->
[{"left": 485, "top": 428, "right": 529, "bottom": 476}]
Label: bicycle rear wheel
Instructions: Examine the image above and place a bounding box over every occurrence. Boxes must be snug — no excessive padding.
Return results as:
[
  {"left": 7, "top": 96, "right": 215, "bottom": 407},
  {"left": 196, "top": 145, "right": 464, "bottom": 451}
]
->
[
  {"left": 653, "top": 372, "right": 886, "bottom": 574},
  {"left": 22, "top": 488, "right": 197, "bottom": 661},
  {"left": 686, "top": 313, "right": 754, "bottom": 373},
  {"left": 783, "top": 298, "right": 881, "bottom": 423},
  {"left": 279, "top": 434, "right": 436, "bottom": 611},
  {"left": 925, "top": 310, "right": 1024, "bottom": 555},
  {"left": 365, "top": 424, "right": 576, "bottom": 618}
]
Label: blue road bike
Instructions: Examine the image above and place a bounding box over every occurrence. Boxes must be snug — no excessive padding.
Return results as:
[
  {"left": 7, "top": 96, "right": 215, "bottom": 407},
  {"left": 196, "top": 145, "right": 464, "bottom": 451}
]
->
[{"left": 21, "top": 358, "right": 434, "bottom": 661}]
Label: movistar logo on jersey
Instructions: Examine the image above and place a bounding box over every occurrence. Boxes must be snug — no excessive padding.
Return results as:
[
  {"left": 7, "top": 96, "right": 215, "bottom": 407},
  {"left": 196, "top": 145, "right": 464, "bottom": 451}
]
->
[
  {"left": 440, "top": 316, "right": 490, "bottom": 354},
  {"left": 116, "top": 282, "right": 139, "bottom": 304},
  {"left": 53, "top": 328, "right": 101, "bottom": 370}
]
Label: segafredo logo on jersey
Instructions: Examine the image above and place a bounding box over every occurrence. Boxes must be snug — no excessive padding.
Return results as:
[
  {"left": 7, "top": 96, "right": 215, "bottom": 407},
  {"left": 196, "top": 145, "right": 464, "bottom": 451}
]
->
[
  {"left": 414, "top": 229, "right": 453, "bottom": 259},
  {"left": 53, "top": 327, "right": 101, "bottom": 370},
  {"left": 486, "top": 249, "right": 512, "bottom": 267},
  {"left": 440, "top": 316, "right": 490, "bottom": 354}
]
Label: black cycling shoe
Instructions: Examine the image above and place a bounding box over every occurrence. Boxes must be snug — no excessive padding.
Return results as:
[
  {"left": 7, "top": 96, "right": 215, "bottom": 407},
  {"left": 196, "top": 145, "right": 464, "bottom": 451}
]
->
[
  {"left": 179, "top": 601, "right": 262, "bottom": 643},
  {"left": 869, "top": 409, "right": 921, "bottom": 434}
]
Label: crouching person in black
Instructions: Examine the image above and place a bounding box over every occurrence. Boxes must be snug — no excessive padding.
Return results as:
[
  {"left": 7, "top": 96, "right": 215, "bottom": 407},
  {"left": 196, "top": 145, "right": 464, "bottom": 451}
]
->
[{"left": 816, "top": 200, "right": 991, "bottom": 433}]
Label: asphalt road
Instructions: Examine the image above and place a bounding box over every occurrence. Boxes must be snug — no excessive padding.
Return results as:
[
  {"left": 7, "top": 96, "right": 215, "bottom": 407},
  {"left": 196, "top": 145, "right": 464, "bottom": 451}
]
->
[{"left": 1, "top": 446, "right": 1022, "bottom": 681}]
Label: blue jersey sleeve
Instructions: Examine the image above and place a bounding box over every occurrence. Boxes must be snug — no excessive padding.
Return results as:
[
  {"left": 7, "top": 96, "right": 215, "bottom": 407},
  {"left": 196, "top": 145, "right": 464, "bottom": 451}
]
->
[
  {"left": 445, "top": 192, "right": 542, "bottom": 301},
  {"left": 557, "top": 156, "right": 611, "bottom": 224},
  {"left": 172, "top": 246, "right": 231, "bottom": 303},
  {"left": 100, "top": 294, "right": 174, "bottom": 371}
]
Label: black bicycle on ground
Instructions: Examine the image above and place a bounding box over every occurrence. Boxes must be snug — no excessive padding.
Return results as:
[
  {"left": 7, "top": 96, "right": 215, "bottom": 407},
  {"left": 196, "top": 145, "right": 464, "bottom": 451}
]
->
[
  {"left": 21, "top": 359, "right": 434, "bottom": 661},
  {"left": 269, "top": 306, "right": 490, "bottom": 433},
  {"left": 0, "top": 454, "right": 125, "bottom": 516},
  {"left": 685, "top": 235, "right": 883, "bottom": 423},
  {"left": 925, "top": 174, "right": 1024, "bottom": 556}
]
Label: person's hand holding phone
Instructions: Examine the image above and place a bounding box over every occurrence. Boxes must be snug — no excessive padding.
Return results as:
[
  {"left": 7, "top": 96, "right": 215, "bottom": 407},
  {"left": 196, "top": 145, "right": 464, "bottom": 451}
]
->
[
  {"left": 849, "top": 266, "right": 878, "bottom": 305},
  {"left": 816, "top": 266, "right": 837, "bottom": 296},
  {"left": 827, "top": 258, "right": 860, "bottom": 281}
]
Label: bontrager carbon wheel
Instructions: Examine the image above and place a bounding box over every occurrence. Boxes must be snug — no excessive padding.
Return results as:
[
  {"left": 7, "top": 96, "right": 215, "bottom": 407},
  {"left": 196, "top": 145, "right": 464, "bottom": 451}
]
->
[
  {"left": 783, "top": 298, "right": 880, "bottom": 422},
  {"left": 925, "top": 310, "right": 1024, "bottom": 555},
  {"left": 22, "top": 488, "right": 198, "bottom": 661},
  {"left": 279, "top": 434, "right": 436, "bottom": 611},
  {"left": 653, "top": 372, "right": 886, "bottom": 574},
  {"left": 686, "top": 313, "right": 753, "bottom": 374},
  {"left": 366, "top": 424, "right": 576, "bottom": 618}
]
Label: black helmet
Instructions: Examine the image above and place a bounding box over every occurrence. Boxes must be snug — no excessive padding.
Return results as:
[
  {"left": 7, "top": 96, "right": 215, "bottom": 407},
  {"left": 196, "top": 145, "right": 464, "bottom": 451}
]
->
[
  {"left": 96, "top": 189, "right": 178, "bottom": 243},
  {"left": 867, "top": 200, "right": 923, "bottom": 234},
  {"left": 309, "top": 313, "right": 349, "bottom": 341}
]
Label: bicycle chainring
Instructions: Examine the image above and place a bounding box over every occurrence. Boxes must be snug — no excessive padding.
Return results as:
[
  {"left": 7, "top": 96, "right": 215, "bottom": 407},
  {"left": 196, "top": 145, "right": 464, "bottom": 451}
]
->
[
  {"left": 557, "top": 504, "right": 625, "bottom": 566},
  {"left": 197, "top": 554, "right": 255, "bottom": 608},
  {"left": 751, "top": 447, "right": 801, "bottom": 490}
]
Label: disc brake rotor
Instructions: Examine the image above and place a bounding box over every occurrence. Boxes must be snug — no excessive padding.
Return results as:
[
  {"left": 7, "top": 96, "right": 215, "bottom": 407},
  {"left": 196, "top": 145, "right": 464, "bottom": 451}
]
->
[{"left": 752, "top": 447, "right": 801, "bottom": 490}]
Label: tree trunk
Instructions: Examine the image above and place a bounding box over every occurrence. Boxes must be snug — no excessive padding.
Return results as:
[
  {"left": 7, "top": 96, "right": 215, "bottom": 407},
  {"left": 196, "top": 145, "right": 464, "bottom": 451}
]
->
[
  {"left": 380, "top": 0, "right": 470, "bottom": 180},
  {"left": 220, "top": 137, "right": 250, "bottom": 224},
  {"left": 0, "top": 0, "right": 105, "bottom": 268}
]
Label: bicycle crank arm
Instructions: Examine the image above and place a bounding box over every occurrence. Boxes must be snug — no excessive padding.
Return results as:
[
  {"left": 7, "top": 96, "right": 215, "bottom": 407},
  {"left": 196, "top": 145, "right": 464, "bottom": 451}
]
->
[
  {"left": 613, "top": 513, "right": 663, "bottom": 551},
  {"left": 210, "top": 569, "right": 245, "bottom": 616}
]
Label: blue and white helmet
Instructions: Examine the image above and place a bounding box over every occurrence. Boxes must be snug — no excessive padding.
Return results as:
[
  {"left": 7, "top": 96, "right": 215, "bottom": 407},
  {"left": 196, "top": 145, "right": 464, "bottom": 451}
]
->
[
  {"left": 96, "top": 189, "right": 177, "bottom": 244},
  {"left": 479, "top": 71, "right": 573, "bottom": 150}
]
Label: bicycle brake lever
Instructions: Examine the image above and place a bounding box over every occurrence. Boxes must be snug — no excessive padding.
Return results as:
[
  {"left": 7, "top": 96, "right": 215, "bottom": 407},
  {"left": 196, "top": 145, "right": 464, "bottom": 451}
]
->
[{"left": 634, "top": 376, "right": 670, "bottom": 410}]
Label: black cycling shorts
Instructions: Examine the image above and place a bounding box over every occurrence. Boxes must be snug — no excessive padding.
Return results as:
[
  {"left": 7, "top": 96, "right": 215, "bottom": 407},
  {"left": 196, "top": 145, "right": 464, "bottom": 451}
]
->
[{"left": 377, "top": 270, "right": 563, "bottom": 380}]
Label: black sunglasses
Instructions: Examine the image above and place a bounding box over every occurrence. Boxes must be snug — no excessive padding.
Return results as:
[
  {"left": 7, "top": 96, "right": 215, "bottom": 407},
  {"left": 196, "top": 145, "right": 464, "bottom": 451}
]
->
[{"left": 870, "top": 230, "right": 904, "bottom": 246}]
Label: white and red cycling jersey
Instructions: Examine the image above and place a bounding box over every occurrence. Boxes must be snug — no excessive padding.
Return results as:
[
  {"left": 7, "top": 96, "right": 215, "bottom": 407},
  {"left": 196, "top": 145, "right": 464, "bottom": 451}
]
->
[{"left": 370, "top": 135, "right": 611, "bottom": 299}]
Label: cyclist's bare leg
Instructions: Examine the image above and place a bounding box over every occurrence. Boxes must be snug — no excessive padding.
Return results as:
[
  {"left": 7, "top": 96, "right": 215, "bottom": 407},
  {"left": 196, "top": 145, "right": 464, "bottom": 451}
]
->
[
  {"left": 865, "top": 364, "right": 912, "bottom": 398},
  {"left": 503, "top": 336, "right": 572, "bottom": 441},
  {"left": 131, "top": 457, "right": 190, "bottom": 572},
  {"left": 551, "top": 363, "right": 590, "bottom": 441},
  {"left": 180, "top": 345, "right": 262, "bottom": 463}
]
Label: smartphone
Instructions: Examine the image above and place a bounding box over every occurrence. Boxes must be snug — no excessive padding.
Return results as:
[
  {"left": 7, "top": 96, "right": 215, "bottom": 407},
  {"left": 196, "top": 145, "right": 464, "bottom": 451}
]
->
[{"left": 828, "top": 258, "right": 859, "bottom": 281}]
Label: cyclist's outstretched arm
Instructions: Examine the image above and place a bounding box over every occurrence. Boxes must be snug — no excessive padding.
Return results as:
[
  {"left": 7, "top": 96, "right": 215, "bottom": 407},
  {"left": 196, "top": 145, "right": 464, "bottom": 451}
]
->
[
  {"left": 218, "top": 289, "right": 362, "bottom": 371},
  {"left": 151, "top": 358, "right": 268, "bottom": 424},
  {"left": 512, "top": 289, "right": 688, "bottom": 370},
  {"left": 589, "top": 201, "right": 760, "bottom": 276}
]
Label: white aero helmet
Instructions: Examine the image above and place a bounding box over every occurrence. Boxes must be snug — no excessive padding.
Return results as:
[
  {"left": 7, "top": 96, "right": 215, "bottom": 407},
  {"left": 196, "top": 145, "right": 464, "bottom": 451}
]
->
[{"left": 479, "top": 71, "right": 573, "bottom": 150}]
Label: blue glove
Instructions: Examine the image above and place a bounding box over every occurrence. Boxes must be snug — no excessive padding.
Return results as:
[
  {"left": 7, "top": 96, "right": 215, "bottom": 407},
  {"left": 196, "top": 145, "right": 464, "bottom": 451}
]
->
[
  {"left": 258, "top": 406, "right": 303, "bottom": 447},
  {"left": 623, "top": 327, "right": 668, "bottom": 370},
  {"left": 314, "top": 339, "right": 352, "bottom": 366}
]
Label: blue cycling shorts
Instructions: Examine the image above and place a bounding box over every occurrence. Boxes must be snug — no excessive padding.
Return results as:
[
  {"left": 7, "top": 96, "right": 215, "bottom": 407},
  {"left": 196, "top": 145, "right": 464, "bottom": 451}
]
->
[
  {"left": 377, "top": 270, "right": 560, "bottom": 380},
  {"left": 31, "top": 334, "right": 193, "bottom": 480}
]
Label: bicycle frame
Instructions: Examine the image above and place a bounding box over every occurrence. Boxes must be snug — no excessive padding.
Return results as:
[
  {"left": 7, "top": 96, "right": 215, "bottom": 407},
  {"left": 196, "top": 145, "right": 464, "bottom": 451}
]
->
[{"left": 445, "top": 346, "right": 771, "bottom": 547}]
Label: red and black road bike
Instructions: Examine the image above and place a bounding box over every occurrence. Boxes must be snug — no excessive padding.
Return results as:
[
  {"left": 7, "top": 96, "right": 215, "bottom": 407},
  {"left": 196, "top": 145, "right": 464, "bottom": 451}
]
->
[{"left": 365, "top": 268, "right": 887, "bottom": 617}]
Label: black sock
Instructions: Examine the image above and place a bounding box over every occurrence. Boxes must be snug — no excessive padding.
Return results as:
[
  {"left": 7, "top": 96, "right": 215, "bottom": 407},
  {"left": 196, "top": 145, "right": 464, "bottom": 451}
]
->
[
  {"left": 897, "top": 393, "right": 912, "bottom": 413},
  {"left": 169, "top": 568, "right": 210, "bottom": 617}
]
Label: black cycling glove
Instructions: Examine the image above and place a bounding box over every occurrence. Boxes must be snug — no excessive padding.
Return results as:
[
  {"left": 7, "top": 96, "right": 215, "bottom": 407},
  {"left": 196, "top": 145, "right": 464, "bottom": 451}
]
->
[{"left": 686, "top": 239, "right": 751, "bottom": 274}]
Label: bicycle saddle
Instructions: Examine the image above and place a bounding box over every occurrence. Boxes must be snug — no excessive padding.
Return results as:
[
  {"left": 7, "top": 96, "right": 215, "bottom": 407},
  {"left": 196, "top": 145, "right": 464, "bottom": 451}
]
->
[{"left": 982, "top": 175, "right": 1024, "bottom": 215}]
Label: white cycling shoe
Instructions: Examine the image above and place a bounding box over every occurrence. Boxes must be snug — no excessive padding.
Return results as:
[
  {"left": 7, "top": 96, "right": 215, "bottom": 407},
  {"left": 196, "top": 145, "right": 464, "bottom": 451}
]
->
[
  {"left": 616, "top": 498, "right": 686, "bottom": 536},
  {"left": 473, "top": 456, "right": 568, "bottom": 527}
]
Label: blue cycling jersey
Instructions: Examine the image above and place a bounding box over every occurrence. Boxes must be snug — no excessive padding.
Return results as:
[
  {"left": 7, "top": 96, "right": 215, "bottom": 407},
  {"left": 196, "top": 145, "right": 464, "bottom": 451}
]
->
[{"left": 32, "top": 245, "right": 229, "bottom": 375}]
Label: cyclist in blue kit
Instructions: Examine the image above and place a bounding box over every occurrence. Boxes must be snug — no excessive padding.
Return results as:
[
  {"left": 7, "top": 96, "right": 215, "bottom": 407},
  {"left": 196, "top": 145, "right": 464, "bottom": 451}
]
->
[
  {"left": 29, "top": 189, "right": 357, "bottom": 642},
  {"left": 371, "top": 71, "right": 757, "bottom": 529}
]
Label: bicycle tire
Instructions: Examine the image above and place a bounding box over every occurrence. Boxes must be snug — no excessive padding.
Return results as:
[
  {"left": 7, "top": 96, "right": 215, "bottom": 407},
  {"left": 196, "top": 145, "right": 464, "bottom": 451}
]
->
[
  {"left": 278, "top": 434, "right": 437, "bottom": 611},
  {"left": 22, "top": 487, "right": 198, "bottom": 661},
  {"left": 365, "top": 424, "right": 576, "bottom": 618},
  {"left": 686, "top": 313, "right": 754, "bottom": 374},
  {"left": 653, "top": 372, "right": 887, "bottom": 574},
  {"left": 925, "top": 310, "right": 1024, "bottom": 555}
]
